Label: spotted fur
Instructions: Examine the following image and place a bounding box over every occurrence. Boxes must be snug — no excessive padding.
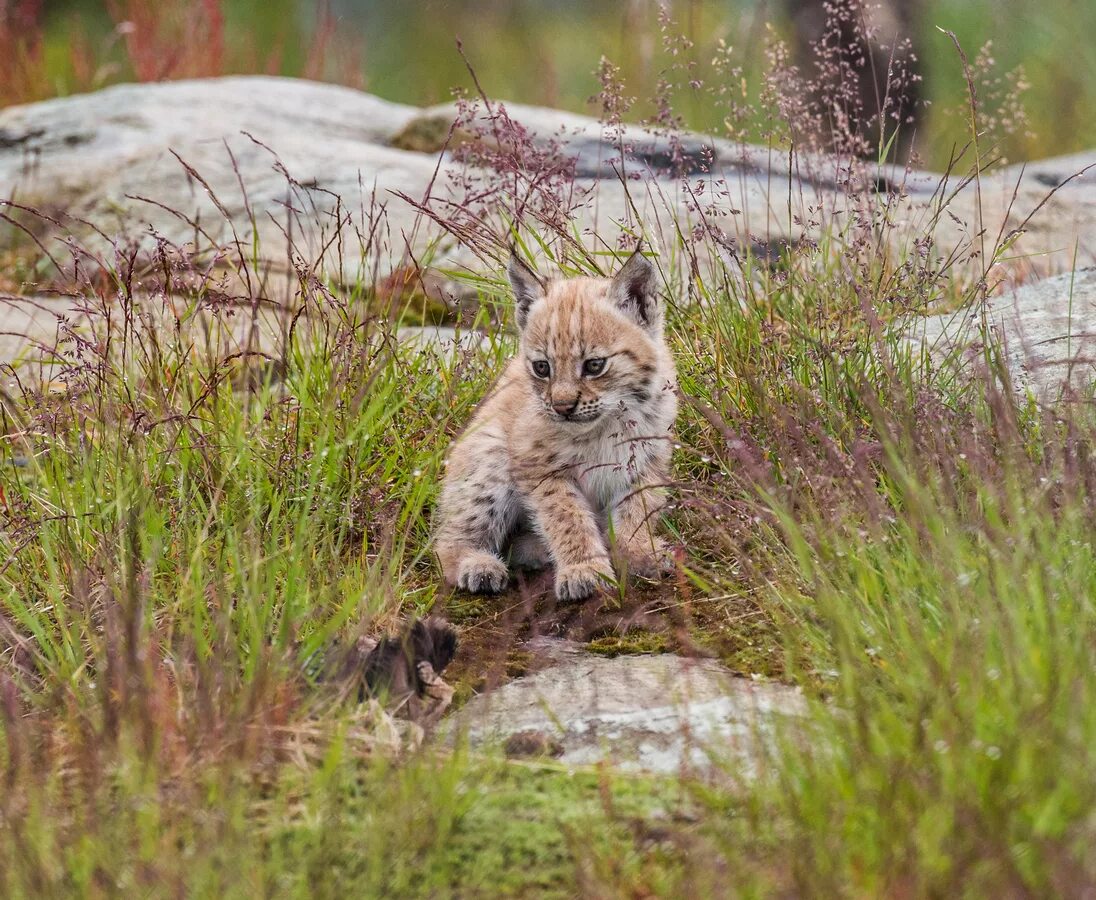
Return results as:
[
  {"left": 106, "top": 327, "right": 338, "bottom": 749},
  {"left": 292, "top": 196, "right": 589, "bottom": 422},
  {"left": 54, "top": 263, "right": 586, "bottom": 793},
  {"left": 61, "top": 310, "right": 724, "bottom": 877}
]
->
[{"left": 434, "top": 248, "right": 678, "bottom": 601}]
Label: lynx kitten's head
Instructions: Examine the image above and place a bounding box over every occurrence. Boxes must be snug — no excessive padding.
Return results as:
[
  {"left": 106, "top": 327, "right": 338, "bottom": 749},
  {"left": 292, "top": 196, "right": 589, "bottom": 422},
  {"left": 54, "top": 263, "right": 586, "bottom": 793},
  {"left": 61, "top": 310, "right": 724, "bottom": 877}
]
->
[{"left": 507, "top": 248, "right": 669, "bottom": 426}]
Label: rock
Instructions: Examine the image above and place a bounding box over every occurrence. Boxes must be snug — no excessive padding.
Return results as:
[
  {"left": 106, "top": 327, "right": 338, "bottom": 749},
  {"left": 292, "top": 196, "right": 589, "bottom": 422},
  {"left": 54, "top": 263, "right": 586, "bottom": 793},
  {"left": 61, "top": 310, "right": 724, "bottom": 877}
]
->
[
  {"left": 1, "top": 77, "right": 432, "bottom": 281},
  {"left": 444, "top": 638, "right": 807, "bottom": 776},
  {"left": 395, "top": 326, "right": 492, "bottom": 358},
  {"left": 0, "top": 293, "right": 92, "bottom": 372},
  {"left": 401, "top": 98, "right": 948, "bottom": 193},
  {"left": 913, "top": 267, "right": 1096, "bottom": 396},
  {"left": 399, "top": 99, "right": 724, "bottom": 179},
  {"left": 0, "top": 287, "right": 302, "bottom": 378},
  {"left": 2, "top": 77, "right": 1094, "bottom": 367},
  {"left": 1002, "top": 150, "right": 1096, "bottom": 193},
  {"left": 1, "top": 76, "right": 418, "bottom": 199}
]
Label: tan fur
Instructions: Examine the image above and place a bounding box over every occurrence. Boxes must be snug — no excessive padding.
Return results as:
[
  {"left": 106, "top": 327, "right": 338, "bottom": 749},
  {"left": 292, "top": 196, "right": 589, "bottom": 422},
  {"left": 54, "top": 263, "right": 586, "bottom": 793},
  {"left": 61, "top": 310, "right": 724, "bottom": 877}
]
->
[{"left": 434, "top": 249, "right": 678, "bottom": 601}]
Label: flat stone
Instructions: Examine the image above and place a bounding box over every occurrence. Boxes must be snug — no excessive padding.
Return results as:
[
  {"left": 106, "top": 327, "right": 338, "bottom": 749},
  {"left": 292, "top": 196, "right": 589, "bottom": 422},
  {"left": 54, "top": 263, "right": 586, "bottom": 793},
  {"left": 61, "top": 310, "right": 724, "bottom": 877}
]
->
[
  {"left": 403, "top": 99, "right": 725, "bottom": 180},
  {"left": 3, "top": 78, "right": 1095, "bottom": 368},
  {"left": 395, "top": 326, "right": 491, "bottom": 358},
  {"left": 444, "top": 638, "right": 806, "bottom": 776},
  {"left": 1, "top": 77, "right": 431, "bottom": 280},
  {"left": 1002, "top": 150, "right": 1096, "bottom": 193},
  {"left": 913, "top": 267, "right": 1096, "bottom": 396},
  {"left": 0, "top": 288, "right": 305, "bottom": 383},
  {"left": 4, "top": 78, "right": 1089, "bottom": 286},
  {"left": 0, "top": 293, "right": 91, "bottom": 373}
]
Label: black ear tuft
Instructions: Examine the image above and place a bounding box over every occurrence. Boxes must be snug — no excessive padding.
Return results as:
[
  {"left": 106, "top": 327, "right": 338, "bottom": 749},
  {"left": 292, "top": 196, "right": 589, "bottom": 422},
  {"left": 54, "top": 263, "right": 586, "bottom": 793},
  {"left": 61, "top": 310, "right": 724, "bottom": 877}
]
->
[
  {"left": 360, "top": 617, "right": 458, "bottom": 698},
  {"left": 411, "top": 617, "right": 458, "bottom": 675},
  {"left": 508, "top": 252, "right": 545, "bottom": 329},
  {"left": 609, "top": 246, "right": 659, "bottom": 329}
]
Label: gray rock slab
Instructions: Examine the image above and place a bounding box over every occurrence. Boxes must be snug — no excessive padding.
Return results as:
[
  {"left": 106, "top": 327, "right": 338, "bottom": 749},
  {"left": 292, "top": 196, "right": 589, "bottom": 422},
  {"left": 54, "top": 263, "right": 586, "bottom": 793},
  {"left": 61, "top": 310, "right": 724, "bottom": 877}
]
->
[
  {"left": 0, "top": 288, "right": 306, "bottom": 385},
  {"left": 1, "top": 76, "right": 418, "bottom": 190},
  {"left": 395, "top": 325, "right": 491, "bottom": 358},
  {"left": 4, "top": 78, "right": 1088, "bottom": 283},
  {"left": 2, "top": 78, "right": 1094, "bottom": 367},
  {"left": 1002, "top": 150, "right": 1096, "bottom": 193},
  {"left": 913, "top": 267, "right": 1096, "bottom": 396},
  {"left": 444, "top": 638, "right": 806, "bottom": 776},
  {"left": 0, "top": 293, "right": 91, "bottom": 373},
  {"left": 410, "top": 97, "right": 945, "bottom": 194},
  {"left": 1, "top": 77, "right": 435, "bottom": 276}
]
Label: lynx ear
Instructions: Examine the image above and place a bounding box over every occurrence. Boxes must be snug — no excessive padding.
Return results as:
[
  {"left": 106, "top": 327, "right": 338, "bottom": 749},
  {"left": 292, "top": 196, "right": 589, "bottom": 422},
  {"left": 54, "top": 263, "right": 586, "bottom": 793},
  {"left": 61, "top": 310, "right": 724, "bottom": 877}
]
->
[
  {"left": 508, "top": 252, "right": 545, "bottom": 329},
  {"left": 609, "top": 246, "right": 659, "bottom": 330}
]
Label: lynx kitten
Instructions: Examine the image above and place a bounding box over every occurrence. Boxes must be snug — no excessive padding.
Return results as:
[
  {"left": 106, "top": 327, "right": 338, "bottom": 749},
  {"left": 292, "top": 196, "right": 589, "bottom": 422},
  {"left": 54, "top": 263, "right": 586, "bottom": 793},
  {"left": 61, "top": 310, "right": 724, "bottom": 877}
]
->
[{"left": 434, "top": 248, "right": 678, "bottom": 601}]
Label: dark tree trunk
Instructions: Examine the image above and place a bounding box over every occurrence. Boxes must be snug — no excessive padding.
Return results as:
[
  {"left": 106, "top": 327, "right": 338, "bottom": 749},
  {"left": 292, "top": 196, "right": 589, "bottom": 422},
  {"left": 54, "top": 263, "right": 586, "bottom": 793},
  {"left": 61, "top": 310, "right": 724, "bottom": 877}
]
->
[{"left": 784, "top": 0, "right": 924, "bottom": 163}]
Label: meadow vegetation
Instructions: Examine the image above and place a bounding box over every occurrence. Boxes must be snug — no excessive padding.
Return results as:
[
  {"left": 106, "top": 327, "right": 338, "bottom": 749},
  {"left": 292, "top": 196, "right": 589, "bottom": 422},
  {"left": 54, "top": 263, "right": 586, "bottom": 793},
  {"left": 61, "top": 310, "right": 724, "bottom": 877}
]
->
[{"left": 2, "top": 2, "right": 1095, "bottom": 896}]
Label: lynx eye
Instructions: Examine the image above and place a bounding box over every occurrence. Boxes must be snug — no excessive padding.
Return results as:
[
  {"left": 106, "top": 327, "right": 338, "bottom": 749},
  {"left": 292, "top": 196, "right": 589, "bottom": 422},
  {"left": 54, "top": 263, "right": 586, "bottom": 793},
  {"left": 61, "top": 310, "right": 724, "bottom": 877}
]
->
[
  {"left": 582, "top": 357, "right": 607, "bottom": 377},
  {"left": 531, "top": 360, "right": 551, "bottom": 379}
]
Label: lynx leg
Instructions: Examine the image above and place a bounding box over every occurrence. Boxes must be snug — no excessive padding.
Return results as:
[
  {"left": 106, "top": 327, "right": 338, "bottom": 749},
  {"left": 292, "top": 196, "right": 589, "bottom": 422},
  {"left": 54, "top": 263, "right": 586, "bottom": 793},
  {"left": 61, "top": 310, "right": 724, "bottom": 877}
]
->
[
  {"left": 521, "top": 474, "right": 613, "bottom": 601},
  {"left": 611, "top": 484, "right": 673, "bottom": 579},
  {"left": 435, "top": 448, "right": 521, "bottom": 594}
]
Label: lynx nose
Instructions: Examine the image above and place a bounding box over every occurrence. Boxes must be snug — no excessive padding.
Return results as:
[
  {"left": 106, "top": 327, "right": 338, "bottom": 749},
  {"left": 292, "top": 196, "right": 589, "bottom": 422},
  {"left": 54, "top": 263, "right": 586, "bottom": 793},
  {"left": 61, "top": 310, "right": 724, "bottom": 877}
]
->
[{"left": 551, "top": 396, "right": 579, "bottom": 417}]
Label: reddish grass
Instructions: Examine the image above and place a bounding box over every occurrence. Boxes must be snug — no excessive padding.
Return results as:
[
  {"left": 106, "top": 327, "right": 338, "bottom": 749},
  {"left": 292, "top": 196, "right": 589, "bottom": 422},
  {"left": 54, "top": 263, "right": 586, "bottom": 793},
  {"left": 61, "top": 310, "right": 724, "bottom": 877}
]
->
[{"left": 0, "top": 0, "right": 365, "bottom": 106}]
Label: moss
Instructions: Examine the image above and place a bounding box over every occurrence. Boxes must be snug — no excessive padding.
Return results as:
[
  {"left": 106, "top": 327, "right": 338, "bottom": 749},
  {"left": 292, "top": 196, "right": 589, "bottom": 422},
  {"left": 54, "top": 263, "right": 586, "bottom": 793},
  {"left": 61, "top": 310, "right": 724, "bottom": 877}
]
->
[
  {"left": 387, "top": 114, "right": 486, "bottom": 155},
  {"left": 444, "top": 595, "right": 492, "bottom": 625},
  {"left": 264, "top": 754, "right": 691, "bottom": 898},
  {"left": 416, "top": 762, "right": 689, "bottom": 898},
  {"left": 585, "top": 630, "right": 669, "bottom": 658},
  {"left": 451, "top": 679, "right": 478, "bottom": 708},
  {"left": 449, "top": 647, "right": 534, "bottom": 710},
  {"left": 352, "top": 263, "right": 459, "bottom": 326},
  {"left": 383, "top": 290, "right": 453, "bottom": 327},
  {"left": 688, "top": 613, "right": 786, "bottom": 680},
  {"left": 504, "top": 649, "right": 533, "bottom": 677}
]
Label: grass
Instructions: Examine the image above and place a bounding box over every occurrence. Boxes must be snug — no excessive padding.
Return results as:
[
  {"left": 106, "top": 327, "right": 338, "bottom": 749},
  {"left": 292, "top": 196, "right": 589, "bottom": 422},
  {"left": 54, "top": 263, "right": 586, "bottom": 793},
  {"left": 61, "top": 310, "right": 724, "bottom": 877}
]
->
[
  {"left": 3, "top": 5, "right": 1096, "bottom": 896},
  {"left": 4, "top": 741, "right": 689, "bottom": 897},
  {"left": 5, "top": 188, "right": 1094, "bottom": 894},
  {"left": 0, "top": 275, "right": 702, "bottom": 895}
]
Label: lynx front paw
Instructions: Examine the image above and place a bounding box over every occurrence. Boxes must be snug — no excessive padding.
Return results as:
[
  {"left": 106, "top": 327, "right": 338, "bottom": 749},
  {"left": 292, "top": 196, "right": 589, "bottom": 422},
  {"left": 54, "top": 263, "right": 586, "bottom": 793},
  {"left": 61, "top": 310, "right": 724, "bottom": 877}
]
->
[
  {"left": 456, "top": 554, "right": 510, "bottom": 594},
  {"left": 554, "top": 559, "right": 613, "bottom": 602}
]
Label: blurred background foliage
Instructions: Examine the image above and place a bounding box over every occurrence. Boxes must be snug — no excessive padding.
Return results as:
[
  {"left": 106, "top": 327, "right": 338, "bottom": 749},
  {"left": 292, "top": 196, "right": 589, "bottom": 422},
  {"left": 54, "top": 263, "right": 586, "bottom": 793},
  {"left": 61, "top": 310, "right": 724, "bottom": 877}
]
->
[{"left": 5, "top": 1, "right": 1096, "bottom": 169}]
